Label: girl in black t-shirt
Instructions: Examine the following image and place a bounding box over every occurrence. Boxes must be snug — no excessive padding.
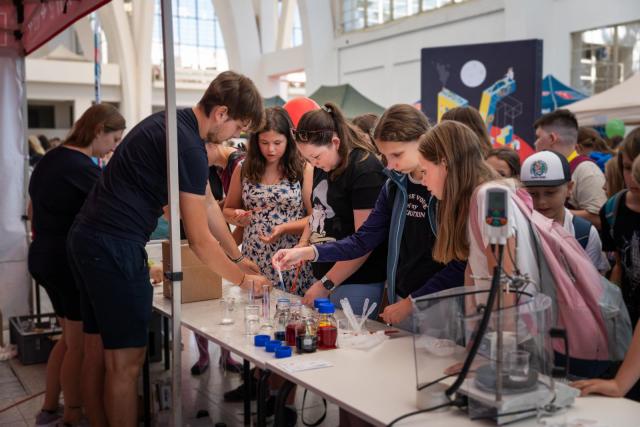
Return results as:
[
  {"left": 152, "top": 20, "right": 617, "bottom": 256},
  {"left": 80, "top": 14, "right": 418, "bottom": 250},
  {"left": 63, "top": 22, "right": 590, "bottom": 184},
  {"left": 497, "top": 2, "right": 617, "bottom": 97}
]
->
[
  {"left": 293, "top": 102, "right": 387, "bottom": 316},
  {"left": 28, "top": 104, "right": 125, "bottom": 426}
]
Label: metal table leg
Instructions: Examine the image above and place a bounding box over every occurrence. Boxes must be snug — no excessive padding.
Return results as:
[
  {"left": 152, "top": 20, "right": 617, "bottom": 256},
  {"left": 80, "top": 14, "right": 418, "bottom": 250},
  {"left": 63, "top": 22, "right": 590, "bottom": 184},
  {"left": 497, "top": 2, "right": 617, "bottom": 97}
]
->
[
  {"left": 243, "top": 359, "right": 251, "bottom": 425},
  {"left": 163, "top": 315, "right": 170, "bottom": 371}
]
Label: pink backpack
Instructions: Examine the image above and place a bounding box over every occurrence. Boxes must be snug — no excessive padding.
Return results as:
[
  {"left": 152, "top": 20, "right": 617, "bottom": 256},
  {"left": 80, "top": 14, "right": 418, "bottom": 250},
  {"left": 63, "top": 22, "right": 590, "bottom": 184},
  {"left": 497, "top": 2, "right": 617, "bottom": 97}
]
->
[{"left": 510, "top": 189, "right": 631, "bottom": 361}]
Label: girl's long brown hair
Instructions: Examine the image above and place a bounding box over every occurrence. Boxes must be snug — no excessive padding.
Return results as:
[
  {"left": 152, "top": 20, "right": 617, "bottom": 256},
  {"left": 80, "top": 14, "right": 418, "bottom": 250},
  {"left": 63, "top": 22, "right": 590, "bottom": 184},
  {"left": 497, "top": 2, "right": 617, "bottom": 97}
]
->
[
  {"left": 373, "top": 104, "right": 430, "bottom": 142},
  {"left": 64, "top": 103, "right": 125, "bottom": 148},
  {"left": 242, "top": 107, "right": 305, "bottom": 184},
  {"left": 295, "top": 102, "right": 378, "bottom": 179},
  {"left": 418, "top": 121, "right": 496, "bottom": 263}
]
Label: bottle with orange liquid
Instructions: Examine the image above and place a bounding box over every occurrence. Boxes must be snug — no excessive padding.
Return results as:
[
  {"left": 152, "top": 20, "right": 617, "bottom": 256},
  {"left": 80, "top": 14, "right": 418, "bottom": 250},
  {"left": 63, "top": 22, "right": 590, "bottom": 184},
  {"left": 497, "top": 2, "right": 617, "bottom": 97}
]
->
[{"left": 316, "top": 303, "right": 337, "bottom": 350}]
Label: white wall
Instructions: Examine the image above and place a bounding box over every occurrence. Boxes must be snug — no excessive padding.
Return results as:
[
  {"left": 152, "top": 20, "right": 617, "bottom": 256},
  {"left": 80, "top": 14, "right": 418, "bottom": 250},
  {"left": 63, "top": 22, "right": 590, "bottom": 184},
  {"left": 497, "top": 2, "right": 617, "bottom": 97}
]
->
[
  {"left": 22, "top": 0, "right": 640, "bottom": 124},
  {"left": 327, "top": 0, "right": 640, "bottom": 107}
]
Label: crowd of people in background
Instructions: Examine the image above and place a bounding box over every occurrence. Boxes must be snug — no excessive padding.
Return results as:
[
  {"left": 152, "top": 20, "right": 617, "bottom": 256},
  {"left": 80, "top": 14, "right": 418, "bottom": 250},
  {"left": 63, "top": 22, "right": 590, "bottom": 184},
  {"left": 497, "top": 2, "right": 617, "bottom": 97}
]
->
[{"left": 26, "top": 69, "right": 640, "bottom": 427}]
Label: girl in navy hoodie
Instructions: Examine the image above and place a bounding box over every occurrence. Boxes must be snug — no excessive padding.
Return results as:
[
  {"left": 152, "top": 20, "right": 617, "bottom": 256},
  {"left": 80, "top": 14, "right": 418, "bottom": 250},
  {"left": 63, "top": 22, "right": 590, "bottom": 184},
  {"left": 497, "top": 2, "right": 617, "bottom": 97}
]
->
[{"left": 274, "top": 104, "right": 465, "bottom": 327}]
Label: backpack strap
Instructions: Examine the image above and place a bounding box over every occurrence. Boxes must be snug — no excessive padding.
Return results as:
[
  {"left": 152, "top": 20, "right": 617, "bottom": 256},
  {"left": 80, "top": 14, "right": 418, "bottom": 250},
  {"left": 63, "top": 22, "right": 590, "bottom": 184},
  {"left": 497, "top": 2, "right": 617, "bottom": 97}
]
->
[
  {"left": 604, "top": 190, "right": 627, "bottom": 241},
  {"left": 571, "top": 215, "right": 591, "bottom": 250}
]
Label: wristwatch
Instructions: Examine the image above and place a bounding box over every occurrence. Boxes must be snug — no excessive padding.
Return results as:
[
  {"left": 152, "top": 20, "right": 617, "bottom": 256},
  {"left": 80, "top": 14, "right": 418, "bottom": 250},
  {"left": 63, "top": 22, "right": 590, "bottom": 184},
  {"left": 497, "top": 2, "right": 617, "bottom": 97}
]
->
[{"left": 320, "top": 275, "right": 335, "bottom": 291}]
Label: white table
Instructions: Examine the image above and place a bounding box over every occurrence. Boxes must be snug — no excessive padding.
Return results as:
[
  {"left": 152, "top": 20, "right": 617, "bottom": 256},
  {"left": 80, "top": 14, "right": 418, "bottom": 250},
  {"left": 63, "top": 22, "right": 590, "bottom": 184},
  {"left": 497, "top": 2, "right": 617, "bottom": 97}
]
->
[
  {"left": 264, "top": 335, "right": 640, "bottom": 426},
  {"left": 152, "top": 287, "right": 640, "bottom": 427},
  {"left": 152, "top": 285, "right": 308, "bottom": 426}
]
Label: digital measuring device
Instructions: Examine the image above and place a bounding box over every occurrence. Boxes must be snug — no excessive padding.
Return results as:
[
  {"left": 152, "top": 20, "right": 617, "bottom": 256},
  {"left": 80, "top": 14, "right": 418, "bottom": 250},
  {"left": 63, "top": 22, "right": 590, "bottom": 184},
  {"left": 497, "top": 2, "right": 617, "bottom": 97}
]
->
[{"left": 484, "top": 187, "right": 511, "bottom": 245}]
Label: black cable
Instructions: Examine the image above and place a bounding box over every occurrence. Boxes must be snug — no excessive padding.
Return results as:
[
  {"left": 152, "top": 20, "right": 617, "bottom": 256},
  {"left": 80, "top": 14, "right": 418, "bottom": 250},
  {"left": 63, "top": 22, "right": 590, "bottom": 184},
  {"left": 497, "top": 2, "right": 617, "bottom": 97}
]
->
[
  {"left": 417, "top": 371, "right": 478, "bottom": 391},
  {"left": 446, "top": 244, "right": 505, "bottom": 397},
  {"left": 386, "top": 400, "right": 458, "bottom": 427},
  {"left": 300, "top": 389, "right": 326, "bottom": 427}
]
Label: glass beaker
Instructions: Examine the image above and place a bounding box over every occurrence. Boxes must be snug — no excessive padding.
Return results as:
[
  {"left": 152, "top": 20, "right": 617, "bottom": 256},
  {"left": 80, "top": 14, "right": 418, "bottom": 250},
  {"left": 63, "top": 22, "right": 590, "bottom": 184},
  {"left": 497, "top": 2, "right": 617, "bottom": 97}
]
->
[
  {"left": 220, "top": 298, "right": 235, "bottom": 325},
  {"left": 507, "top": 350, "right": 531, "bottom": 383},
  {"left": 244, "top": 305, "right": 260, "bottom": 335}
]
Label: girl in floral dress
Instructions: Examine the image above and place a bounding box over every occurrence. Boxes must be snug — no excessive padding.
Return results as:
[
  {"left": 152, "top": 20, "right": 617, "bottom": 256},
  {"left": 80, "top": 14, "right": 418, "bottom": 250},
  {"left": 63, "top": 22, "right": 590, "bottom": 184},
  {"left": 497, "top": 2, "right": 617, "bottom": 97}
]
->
[{"left": 224, "top": 107, "right": 314, "bottom": 294}]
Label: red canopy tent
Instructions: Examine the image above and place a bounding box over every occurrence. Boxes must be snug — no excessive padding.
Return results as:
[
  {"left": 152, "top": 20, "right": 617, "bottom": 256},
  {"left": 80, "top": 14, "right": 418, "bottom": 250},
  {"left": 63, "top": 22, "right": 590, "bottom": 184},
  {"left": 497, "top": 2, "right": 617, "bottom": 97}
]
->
[{"left": 0, "top": 0, "right": 110, "bottom": 54}]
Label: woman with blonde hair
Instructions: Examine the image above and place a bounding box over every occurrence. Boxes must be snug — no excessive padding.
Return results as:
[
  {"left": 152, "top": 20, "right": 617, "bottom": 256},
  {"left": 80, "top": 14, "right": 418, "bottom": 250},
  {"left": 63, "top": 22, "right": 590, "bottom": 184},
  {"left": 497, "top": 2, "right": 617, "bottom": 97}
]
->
[{"left": 604, "top": 153, "right": 625, "bottom": 198}]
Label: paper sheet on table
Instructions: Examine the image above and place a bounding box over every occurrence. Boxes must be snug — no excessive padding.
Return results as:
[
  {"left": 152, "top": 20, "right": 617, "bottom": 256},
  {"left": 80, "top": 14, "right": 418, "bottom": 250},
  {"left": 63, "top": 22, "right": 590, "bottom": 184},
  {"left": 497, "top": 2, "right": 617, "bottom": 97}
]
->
[{"left": 275, "top": 359, "right": 333, "bottom": 373}]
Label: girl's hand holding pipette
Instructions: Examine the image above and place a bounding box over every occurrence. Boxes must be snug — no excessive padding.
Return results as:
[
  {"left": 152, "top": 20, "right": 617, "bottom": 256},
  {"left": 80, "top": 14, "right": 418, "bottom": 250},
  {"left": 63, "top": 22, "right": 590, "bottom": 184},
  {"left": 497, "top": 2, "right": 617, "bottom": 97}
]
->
[{"left": 272, "top": 246, "right": 315, "bottom": 271}]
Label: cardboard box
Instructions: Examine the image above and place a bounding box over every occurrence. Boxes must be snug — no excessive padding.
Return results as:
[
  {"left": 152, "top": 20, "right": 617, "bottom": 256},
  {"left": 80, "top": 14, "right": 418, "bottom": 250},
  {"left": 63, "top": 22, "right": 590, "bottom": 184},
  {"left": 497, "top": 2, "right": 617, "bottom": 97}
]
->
[{"left": 162, "top": 240, "right": 222, "bottom": 303}]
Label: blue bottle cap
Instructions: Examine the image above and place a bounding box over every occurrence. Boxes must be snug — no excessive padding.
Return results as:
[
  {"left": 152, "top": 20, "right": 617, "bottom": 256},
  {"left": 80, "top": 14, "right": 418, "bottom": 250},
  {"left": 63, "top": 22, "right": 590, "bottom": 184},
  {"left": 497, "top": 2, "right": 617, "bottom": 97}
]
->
[
  {"left": 265, "top": 340, "right": 283, "bottom": 352},
  {"left": 254, "top": 335, "right": 270, "bottom": 347},
  {"left": 275, "top": 346, "right": 292, "bottom": 358},
  {"left": 318, "top": 303, "right": 335, "bottom": 314},
  {"left": 313, "top": 298, "right": 330, "bottom": 308}
]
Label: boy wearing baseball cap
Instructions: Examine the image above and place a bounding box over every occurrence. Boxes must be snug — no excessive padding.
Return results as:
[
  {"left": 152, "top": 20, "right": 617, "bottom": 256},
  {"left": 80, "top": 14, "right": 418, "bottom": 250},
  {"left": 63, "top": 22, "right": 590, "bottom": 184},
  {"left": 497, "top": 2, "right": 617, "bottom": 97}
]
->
[{"left": 521, "top": 150, "right": 609, "bottom": 273}]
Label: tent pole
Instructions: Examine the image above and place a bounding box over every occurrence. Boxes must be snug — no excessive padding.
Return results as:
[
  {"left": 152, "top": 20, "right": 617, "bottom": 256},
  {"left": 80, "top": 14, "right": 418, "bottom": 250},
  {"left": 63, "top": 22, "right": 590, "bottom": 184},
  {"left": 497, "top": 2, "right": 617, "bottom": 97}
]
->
[{"left": 160, "top": 1, "right": 182, "bottom": 426}]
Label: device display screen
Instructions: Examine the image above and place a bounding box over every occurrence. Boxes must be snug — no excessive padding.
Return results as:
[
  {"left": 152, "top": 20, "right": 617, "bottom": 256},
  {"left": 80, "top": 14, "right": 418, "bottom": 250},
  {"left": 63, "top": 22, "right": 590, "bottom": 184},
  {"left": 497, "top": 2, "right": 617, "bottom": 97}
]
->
[{"left": 488, "top": 191, "right": 506, "bottom": 212}]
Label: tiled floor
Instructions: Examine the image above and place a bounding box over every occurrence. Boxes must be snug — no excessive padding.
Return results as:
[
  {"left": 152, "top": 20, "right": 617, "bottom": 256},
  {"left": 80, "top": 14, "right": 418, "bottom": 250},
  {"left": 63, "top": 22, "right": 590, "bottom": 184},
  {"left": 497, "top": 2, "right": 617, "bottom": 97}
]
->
[{"left": 1, "top": 326, "right": 339, "bottom": 426}]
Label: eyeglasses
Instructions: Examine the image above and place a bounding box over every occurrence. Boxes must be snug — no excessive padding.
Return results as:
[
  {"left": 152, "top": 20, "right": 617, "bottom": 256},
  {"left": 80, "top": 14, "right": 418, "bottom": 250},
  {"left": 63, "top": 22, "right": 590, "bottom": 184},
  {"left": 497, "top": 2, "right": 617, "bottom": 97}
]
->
[{"left": 291, "top": 128, "right": 333, "bottom": 142}]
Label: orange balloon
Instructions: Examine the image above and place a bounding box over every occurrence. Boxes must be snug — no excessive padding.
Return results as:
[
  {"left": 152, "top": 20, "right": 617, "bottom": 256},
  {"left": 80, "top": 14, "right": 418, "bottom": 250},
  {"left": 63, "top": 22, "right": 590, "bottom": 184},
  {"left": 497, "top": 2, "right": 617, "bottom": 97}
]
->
[{"left": 283, "top": 97, "right": 320, "bottom": 127}]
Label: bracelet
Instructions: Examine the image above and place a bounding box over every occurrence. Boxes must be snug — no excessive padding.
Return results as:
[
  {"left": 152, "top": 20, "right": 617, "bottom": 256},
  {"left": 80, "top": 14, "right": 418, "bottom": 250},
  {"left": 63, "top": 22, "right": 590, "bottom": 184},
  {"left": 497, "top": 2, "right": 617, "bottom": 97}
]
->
[
  {"left": 228, "top": 253, "right": 244, "bottom": 264},
  {"left": 237, "top": 273, "right": 246, "bottom": 286}
]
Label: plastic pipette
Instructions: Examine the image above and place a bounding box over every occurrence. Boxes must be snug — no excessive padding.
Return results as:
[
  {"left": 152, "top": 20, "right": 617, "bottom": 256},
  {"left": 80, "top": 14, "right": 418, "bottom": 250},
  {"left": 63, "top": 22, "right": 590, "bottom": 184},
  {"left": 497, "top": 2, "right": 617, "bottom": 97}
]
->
[
  {"left": 358, "top": 302, "right": 377, "bottom": 331},
  {"left": 277, "top": 268, "right": 285, "bottom": 291}
]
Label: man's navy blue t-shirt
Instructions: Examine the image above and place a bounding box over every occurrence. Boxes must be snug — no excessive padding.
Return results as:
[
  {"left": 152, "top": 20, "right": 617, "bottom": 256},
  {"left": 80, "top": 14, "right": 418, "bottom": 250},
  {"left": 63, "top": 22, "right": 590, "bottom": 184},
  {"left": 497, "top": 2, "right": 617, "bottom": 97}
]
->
[{"left": 77, "top": 109, "right": 208, "bottom": 244}]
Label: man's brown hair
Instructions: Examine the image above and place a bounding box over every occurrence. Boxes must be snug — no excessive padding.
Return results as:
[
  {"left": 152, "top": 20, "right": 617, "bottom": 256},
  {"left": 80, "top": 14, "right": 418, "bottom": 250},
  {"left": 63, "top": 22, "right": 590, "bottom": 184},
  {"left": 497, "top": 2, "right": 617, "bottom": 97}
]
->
[{"left": 198, "top": 71, "right": 264, "bottom": 132}]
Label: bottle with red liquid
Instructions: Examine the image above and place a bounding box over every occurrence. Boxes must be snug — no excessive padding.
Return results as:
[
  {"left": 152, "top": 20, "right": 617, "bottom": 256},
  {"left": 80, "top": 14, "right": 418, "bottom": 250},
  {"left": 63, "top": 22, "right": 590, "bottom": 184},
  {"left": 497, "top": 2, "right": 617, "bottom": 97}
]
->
[
  {"left": 317, "top": 303, "right": 337, "bottom": 350},
  {"left": 285, "top": 302, "right": 305, "bottom": 346}
]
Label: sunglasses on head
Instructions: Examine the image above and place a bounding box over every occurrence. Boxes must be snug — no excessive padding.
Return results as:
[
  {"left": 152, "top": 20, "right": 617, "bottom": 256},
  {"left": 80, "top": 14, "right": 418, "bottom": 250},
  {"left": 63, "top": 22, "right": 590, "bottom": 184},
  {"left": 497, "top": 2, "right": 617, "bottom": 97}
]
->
[{"left": 291, "top": 128, "right": 333, "bottom": 142}]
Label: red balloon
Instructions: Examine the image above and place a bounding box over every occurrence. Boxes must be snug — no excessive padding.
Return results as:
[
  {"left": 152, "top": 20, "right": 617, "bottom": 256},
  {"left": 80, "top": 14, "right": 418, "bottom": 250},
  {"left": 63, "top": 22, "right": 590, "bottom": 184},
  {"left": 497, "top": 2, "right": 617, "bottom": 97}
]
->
[{"left": 283, "top": 97, "right": 320, "bottom": 127}]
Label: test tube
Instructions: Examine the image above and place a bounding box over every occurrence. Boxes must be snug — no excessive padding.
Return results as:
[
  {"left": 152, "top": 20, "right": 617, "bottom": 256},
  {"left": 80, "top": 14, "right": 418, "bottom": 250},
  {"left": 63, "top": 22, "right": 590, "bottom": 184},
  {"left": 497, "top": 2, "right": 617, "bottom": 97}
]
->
[
  {"left": 247, "top": 281, "right": 254, "bottom": 303},
  {"left": 262, "top": 284, "right": 271, "bottom": 325}
]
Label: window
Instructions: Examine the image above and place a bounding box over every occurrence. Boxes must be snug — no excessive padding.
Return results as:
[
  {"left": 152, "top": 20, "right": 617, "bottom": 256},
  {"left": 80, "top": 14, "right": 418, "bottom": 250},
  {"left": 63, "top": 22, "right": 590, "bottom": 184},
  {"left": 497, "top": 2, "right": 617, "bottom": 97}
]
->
[
  {"left": 28, "top": 105, "right": 55, "bottom": 129},
  {"left": 152, "top": 0, "right": 228, "bottom": 71},
  {"left": 291, "top": 1, "right": 303, "bottom": 47},
  {"left": 571, "top": 21, "right": 640, "bottom": 95},
  {"left": 339, "top": 0, "right": 466, "bottom": 33}
]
